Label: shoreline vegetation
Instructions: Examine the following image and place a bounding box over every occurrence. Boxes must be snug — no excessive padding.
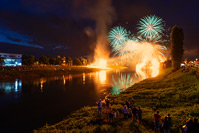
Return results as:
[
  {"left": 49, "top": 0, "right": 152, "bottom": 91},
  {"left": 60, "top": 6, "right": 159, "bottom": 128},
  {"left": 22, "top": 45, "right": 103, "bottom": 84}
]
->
[
  {"left": 0, "top": 65, "right": 101, "bottom": 81},
  {"left": 34, "top": 67, "right": 199, "bottom": 132}
]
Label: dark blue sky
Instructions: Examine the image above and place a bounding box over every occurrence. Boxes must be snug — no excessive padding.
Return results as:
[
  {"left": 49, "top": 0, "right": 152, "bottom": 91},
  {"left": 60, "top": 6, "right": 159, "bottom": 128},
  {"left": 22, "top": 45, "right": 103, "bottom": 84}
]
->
[{"left": 0, "top": 0, "right": 198, "bottom": 59}]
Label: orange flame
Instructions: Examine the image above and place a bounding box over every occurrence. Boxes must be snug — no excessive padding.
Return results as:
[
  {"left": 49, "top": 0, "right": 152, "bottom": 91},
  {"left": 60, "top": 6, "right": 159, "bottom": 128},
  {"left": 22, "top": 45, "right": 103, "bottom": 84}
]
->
[{"left": 135, "top": 42, "right": 166, "bottom": 79}]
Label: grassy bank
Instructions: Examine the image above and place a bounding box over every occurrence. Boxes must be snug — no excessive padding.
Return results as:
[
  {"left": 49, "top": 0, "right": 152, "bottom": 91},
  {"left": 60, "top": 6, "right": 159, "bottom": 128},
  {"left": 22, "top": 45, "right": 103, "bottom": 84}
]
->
[
  {"left": 0, "top": 66, "right": 100, "bottom": 80},
  {"left": 35, "top": 67, "right": 199, "bottom": 132}
]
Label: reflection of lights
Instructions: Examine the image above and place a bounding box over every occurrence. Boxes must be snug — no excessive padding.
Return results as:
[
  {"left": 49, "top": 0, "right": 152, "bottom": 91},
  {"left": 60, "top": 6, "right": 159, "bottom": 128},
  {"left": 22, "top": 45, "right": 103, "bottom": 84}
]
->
[
  {"left": 83, "top": 73, "right": 86, "bottom": 84},
  {"left": 63, "top": 75, "right": 66, "bottom": 85},
  {"left": 111, "top": 73, "right": 134, "bottom": 95},
  {"left": 19, "top": 81, "right": 22, "bottom": 87},
  {"left": 69, "top": 75, "right": 72, "bottom": 80},
  {"left": 63, "top": 79, "right": 66, "bottom": 85},
  {"left": 98, "top": 70, "right": 107, "bottom": 84},
  {"left": 0, "top": 79, "right": 22, "bottom": 93},
  {"left": 40, "top": 79, "right": 44, "bottom": 92},
  {"left": 62, "top": 75, "right": 73, "bottom": 84},
  {"left": 15, "top": 80, "right": 18, "bottom": 92}
]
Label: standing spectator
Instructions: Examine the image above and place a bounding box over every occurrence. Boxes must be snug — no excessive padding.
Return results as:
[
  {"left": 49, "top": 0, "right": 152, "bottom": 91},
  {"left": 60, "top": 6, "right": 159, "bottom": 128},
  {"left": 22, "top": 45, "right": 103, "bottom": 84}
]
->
[
  {"left": 123, "top": 105, "right": 128, "bottom": 119},
  {"left": 154, "top": 110, "right": 161, "bottom": 133},
  {"left": 113, "top": 109, "right": 119, "bottom": 120},
  {"left": 128, "top": 108, "right": 132, "bottom": 118},
  {"left": 97, "top": 99, "right": 102, "bottom": 118},
  {"left": 129, "top": 97, "right": 134, "bottom": 110},
  {"left": 105, "top": 98, "right": 110, "bottom": 109},
  {"left": 185, "top": 118, "right": 194, "bottom": 133},
  {"left": 167, "top": 113, "right": 171, "bottom": 133},
  {"left": 126, "top": 98, "right": 130, "bottom": 108},
  {"left": 132, "top": 105, "right": 138, "bottom": 122},
  {"left": 137, "top": 106, "right": 142, "bottom": 124},
  {"left": 108, "top": 108, "right": 114, "bottom": 123},
  {"left": 192, "top": 117, "right": 199, "bottom": 132},
  {"left": 162, "top": 115, "right": 169, "bottom": 133}
]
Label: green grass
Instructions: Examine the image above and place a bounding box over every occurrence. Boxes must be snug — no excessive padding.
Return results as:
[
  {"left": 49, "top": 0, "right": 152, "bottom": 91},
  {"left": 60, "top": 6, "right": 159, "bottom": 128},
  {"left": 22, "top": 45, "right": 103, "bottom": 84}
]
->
[{"left": 35, "top": 67, "right": 199, "bottom": 132}]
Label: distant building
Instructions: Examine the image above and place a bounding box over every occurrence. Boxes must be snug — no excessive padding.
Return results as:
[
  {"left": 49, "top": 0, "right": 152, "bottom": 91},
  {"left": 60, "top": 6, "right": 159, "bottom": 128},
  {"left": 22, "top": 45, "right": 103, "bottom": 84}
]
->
[{"left": 0, "top": 52, "right": 22, "bottom": 66}]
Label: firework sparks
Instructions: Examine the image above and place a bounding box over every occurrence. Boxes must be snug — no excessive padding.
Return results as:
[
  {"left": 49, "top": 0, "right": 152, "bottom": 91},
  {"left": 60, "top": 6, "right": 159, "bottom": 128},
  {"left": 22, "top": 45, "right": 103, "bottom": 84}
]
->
[
  {"left": 112, "top": 40, "right": 138, "bottom": 61},
  {"left": 137, "top": 15, "right": 164, "bottom": 39},
  {"left": 108, "top": 26, "right": 130, "bottom": 46}
]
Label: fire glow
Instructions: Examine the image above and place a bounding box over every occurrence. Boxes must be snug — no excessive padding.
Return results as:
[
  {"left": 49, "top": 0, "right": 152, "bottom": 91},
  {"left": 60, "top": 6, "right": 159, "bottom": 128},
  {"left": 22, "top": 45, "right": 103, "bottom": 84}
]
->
[
  {"left": 88, "top": 58, "right": 109, "bottom": 69},
  {"left": 134, "top": 41, "right": 166, "bottom": 79},
  {"left": 89, "top": 41, "right": 166, "bottom": 79},
  {"left": 88, "top": 14, "right": 167, "bottom": 80}
]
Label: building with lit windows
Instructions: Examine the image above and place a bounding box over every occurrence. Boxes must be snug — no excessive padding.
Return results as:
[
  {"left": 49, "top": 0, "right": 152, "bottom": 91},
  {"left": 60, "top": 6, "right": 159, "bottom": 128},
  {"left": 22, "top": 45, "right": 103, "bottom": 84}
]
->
[{"left": 0, "top": 52, "right": 22, "bottom": 66}]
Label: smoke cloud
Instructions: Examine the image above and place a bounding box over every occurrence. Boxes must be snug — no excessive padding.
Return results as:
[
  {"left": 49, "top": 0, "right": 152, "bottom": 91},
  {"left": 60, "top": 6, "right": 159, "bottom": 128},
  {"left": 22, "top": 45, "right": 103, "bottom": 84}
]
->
[
  {"left": 73, "top": 0, "right": 116, "bottom": 60},
  {"left": 92, "top": 0, "right": 116, "bottom": 61}
]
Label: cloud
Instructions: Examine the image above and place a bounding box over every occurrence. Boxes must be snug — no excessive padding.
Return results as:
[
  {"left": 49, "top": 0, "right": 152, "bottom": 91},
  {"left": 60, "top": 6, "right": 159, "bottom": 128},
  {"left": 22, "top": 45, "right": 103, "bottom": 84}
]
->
[
  {"left": 0, "top": 27, "right": 43, "bottom": 48},
  {"left": 53, "top": 45, "right": 68, "bottom": 50}
]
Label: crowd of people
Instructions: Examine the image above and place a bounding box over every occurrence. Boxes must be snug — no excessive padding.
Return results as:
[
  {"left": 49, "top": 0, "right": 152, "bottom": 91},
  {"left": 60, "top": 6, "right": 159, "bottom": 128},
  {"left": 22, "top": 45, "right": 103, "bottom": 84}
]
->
[
  {"left": 97, "top": 98, "right": 198, "bottom": 132},
  {"left": 122, "top": 98, "right": 143, "bottom": 124},
  {"left": 97, "top": 98, "right": 119, "bottom": 123},
  {"left": 97, "top": 97, "right": 142, "bottom": 124}
]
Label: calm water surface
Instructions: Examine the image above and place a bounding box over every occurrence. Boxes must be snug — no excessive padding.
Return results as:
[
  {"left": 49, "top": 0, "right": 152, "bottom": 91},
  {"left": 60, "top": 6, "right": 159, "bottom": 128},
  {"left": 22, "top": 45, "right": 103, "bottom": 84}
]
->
[{"left": 0, "top": 69, "right": 140, "bottom": 132}]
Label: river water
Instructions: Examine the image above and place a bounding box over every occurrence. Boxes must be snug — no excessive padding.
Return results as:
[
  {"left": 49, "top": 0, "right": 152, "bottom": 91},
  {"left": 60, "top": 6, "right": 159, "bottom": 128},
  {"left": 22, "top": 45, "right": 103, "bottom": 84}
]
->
[{"left": 0, "top": 68, "right": 140, "bottom": 132}]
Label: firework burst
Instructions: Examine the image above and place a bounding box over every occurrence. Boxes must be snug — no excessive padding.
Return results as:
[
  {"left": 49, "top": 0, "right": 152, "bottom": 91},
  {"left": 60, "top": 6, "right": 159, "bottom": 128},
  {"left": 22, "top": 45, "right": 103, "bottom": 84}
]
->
[
  {"left": 108, "top": 26, "right": 130, "bottom": 46},
  {"left": 137, "top": 15, "right": 164, "bottom": 39}
]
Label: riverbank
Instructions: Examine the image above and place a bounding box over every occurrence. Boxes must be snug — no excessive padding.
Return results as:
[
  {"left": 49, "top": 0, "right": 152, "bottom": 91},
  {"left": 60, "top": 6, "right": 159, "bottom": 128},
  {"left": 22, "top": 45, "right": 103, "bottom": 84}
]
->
[
  {"left": 35, "top": 67, "right": 199, "bottom": 132},
  {"left": 0, "top": 65, "right": 100, "bottom": 80}
]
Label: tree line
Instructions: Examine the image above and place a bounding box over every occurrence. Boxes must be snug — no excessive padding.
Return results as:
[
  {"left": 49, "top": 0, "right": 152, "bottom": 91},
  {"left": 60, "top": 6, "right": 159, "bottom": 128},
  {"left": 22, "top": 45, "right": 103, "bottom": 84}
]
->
[
  {"left": 1, "top": 25, "right": 184, "bottom": 68},
  {"left": 22, "top": 55, "right": 87, "bottom": 66}
]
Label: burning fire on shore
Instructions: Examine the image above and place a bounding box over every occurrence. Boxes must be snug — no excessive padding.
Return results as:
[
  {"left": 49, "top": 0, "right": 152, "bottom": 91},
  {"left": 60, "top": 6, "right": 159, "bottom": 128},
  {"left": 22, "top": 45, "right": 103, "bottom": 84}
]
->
[
  {"left": 83, "top": 0, "right": 167, "bottom": 79},
  {"left": 88, "top": 41, "right": 166, "bottom": 79},
  {"left": 134, "top": 42, "right": 166, "bottom": 79},
  {"left": 88, "top": 58, "right": 108, "bottom": 69}
]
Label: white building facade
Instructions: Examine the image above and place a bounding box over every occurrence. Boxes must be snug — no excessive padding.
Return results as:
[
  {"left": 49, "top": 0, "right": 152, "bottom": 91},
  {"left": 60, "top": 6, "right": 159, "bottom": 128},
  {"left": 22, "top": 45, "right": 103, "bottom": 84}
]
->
[{"left": 0, "top": 52, "right": 22, "bottom": 66}]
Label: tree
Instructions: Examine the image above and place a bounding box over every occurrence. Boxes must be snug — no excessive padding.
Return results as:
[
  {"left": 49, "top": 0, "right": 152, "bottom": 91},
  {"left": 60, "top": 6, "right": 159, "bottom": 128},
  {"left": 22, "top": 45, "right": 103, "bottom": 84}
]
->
[
  {"left": 73, "top": 58, "right": 82, "bottom": 65},
  {"left": 22, "top": 55, "right": 35, "bottom": 66},
  {"left": 39, "top": 56, "right": 49, "bottom": 65},
  {"left": 79, "top": 57, "right": 87, "bottom": 65},
  {"left": 65, "top": 57, "right": 72, "bottom": 66},
  {"left": 170, "top": 25, "right": 184, "bottom": 70},
  {"left": 55, "top": 56, "right": 62, "bottom": 65},
  {"left": 0, "top": 57, "right": 5, "bottom": 66},
  {"left": 49, "top": 58, "right": 56, "bottom": 65}
]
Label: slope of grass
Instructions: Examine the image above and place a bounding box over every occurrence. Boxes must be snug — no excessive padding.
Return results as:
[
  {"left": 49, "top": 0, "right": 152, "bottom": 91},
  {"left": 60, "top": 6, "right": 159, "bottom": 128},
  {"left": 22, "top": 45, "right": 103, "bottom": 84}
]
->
[{"left": 35, "top": 67, "right": 199, "bottom": 132}]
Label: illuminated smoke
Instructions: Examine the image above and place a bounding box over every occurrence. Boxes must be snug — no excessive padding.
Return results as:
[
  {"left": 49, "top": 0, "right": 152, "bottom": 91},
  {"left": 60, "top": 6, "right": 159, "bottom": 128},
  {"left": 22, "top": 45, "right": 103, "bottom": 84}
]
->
[{"left": 92, "top": 0, "right": 116, "bottom": 67}]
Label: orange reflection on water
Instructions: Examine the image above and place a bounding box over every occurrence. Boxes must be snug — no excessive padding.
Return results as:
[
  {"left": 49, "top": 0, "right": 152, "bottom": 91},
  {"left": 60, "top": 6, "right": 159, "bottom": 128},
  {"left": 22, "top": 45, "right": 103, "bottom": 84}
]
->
[
  {"left": 40, "top": 78, "right": 46, "bottom": 92},
  {"left": 97, "top": 70, "right": 107, "bottom": 85},
  {"left": 83, "top": 73, "right": 86, "bottom": 84},
  {"left": 63, "top": 75, "right": 73, "bottom": 85}
]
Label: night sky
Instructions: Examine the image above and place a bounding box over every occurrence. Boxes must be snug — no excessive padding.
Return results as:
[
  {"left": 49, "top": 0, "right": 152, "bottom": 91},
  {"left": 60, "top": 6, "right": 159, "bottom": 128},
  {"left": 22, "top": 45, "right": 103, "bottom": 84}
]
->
[{"left": 0, "top": 0, "right": 198, "bottom": 59}]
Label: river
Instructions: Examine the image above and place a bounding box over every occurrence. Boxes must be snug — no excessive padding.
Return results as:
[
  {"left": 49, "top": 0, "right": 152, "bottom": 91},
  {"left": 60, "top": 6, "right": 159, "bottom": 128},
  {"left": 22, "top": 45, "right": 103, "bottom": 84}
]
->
[{"left": 0, "top": 68, "right": 140, "bottom": 132}]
